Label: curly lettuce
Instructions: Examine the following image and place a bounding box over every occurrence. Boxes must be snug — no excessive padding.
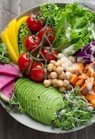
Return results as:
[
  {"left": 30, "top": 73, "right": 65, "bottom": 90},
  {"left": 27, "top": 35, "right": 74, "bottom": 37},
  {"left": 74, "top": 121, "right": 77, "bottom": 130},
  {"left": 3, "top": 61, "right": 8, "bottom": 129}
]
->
[
  {"left": 40, "top": 2, "right": 95, "bottom": 55},
  {"left": 18, "top": 21, "right": 31, "bottom": 54}
]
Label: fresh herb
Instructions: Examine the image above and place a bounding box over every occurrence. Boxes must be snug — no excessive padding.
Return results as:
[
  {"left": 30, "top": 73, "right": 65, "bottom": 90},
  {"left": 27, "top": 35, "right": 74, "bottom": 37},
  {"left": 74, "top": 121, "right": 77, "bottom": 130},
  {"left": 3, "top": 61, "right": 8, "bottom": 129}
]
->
[
  {"left": 8, "top": 94, "right": 25, "bottom": 113},
  {"left": 0, "top": 43, "right": 10, "bottom": 63},
  {"left": 53, "top": 87, "right": 95, "bottom": 130}
]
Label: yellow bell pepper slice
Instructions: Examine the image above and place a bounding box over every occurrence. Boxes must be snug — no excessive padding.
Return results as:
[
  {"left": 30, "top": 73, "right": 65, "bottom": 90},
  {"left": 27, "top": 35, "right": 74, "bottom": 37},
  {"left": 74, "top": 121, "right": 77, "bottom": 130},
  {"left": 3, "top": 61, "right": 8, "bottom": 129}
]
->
[
  {"left": 1, "top": 28, "right": 18, "bottom": 64},
  {"left": 7, "top": 19, "right": 19, "bottom": 57},
  {"left": 16, "top": 16, "right": 28, "bottom": 36}
]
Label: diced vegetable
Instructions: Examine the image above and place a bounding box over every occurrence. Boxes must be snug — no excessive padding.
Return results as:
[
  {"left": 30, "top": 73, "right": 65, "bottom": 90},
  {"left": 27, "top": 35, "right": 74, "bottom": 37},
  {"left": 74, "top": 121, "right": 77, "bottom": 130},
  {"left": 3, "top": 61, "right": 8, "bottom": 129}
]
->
[
  {"left": 0, "top": 80, "right": 15, "bottom": 102},
  {"left": 0, "top": 63, "right": 21, "bottom": 102},
  {"left": 70, "top": 74, "right": 78, "bottom": 85},
  {"left": 0, "top": 63, "right": 21, "bottom": 77},
  {"left": 0, "top": 75, "right": 16, "bottom": 90}
]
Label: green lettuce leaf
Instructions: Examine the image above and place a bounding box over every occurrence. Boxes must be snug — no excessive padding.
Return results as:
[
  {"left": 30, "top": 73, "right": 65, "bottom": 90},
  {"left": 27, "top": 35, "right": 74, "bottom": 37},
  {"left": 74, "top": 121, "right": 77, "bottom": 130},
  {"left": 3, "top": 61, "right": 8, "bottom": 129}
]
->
[{"left": 40, "top": 2, "right": 95, "bottom": 55}]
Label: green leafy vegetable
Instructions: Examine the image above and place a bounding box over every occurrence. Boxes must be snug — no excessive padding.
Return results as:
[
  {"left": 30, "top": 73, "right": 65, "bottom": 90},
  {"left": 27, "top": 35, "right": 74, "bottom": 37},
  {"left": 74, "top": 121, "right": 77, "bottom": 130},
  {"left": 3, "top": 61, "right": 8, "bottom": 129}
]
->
[
  {"left": 8, "top": 94, "right": 25, "bottom": 113},
  {"left": 40, "top": 2, "right": 95, "bottom": 55},
  {"left": 0, "top": 43, "right": 10, "bottom": 63},
  {"left": 18, "top": 21, "right": 31, "bottom": 54},
  {"left": 53, "top": 87, "right": 95, "bottom": 130}
]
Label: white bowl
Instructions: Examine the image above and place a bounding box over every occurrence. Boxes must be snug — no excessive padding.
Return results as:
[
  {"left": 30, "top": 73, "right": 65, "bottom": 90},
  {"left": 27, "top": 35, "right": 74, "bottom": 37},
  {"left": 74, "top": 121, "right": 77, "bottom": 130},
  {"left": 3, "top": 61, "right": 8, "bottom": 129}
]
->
[{"left": 1, "top": 2, "right": 95, "bottom": 134}]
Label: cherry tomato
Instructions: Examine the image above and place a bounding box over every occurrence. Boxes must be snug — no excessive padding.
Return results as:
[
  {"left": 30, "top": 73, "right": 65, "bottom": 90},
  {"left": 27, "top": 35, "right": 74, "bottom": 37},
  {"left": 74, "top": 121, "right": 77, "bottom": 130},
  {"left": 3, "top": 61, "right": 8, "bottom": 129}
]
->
[
  {"left": 18, "top": 52, "right": 34, "bottom": 73},
  {"left": 26, "top": 14, "right": 43, "bottom": 33},
  {"left": 41, "top": 46, "right": 58, "bottom": 63},
  {"left": 25, "top": 35, "right": 41, "bottom": 52},
  {"left": 37, "top": 26, "right": 55, "bottom": 44},
  {"left": 30, "top": 63, "right": 44, "bottom": 82}
]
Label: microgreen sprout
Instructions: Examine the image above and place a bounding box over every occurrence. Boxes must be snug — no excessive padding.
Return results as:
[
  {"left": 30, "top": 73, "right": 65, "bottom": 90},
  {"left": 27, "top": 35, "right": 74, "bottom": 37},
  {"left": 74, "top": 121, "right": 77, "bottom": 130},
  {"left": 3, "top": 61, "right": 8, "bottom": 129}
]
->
[{"left": 53, "top": 86, "right": 95, "bottom": 130}]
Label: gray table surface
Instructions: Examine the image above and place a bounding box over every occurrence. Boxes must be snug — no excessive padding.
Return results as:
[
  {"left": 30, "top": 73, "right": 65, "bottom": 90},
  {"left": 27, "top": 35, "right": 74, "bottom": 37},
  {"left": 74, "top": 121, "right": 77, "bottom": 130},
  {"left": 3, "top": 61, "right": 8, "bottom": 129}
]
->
[{"left": 0, "top": 0, "right": 95, "bottom": 139}]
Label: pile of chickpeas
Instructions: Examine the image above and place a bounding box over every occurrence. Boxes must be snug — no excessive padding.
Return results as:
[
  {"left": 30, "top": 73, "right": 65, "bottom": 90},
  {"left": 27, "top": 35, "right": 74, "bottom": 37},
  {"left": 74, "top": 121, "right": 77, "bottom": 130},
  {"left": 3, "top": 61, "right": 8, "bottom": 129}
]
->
[{"left": 43, "top": 53, "right": 77, "bottom": 92}]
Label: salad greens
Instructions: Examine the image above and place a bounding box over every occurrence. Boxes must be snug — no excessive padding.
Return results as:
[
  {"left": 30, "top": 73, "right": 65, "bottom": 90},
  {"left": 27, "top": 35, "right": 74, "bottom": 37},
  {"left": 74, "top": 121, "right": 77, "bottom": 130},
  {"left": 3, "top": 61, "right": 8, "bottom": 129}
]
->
[
  {"left": 18, "top": 21, "right": 31, "bottom": 54},
  {"left": 53, "top": 87, "right": 95, "bottom": 130},
  {"left": 0, "top": 42, "right": 10, "bottom": 63},
  {"left": 40, "top": 2, "right": 95, "bottom": 55}
]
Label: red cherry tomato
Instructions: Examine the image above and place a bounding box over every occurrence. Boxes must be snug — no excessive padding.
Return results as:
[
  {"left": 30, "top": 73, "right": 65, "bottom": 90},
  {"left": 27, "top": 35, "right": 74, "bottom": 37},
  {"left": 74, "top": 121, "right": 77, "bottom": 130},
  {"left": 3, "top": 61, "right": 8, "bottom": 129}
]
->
[
  {"left": 30, "top": 63, "right": 44, "bottom": 82},
  {"left": 25, "top": 35, "right": 41, "bottom": 53},
  {"left": 37, "top": 26, "right": 55, "bottom": 44},
  {"left": 26, "top": 14, "right": 43, "bottom": 33},
  {"left": 41, "top": 46, "right": 58, "bottom": 63},
  {"left": 18, "top": 52, "right": 34, "bottom": 73}
]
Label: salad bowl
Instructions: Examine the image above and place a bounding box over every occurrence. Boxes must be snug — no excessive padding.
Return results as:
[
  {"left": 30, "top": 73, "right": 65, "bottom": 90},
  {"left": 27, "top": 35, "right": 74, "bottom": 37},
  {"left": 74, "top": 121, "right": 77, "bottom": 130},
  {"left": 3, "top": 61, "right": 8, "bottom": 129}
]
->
[{"left": 1, "top": 2, "right": 95, "bottom": 134}]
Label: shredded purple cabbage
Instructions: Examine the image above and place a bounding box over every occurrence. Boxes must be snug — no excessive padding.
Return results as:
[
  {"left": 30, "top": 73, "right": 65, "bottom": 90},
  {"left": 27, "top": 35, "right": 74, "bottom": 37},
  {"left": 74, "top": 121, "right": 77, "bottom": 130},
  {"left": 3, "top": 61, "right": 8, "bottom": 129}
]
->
[{"left": 76, "top": 41, "right": 95, "bottom": 64}]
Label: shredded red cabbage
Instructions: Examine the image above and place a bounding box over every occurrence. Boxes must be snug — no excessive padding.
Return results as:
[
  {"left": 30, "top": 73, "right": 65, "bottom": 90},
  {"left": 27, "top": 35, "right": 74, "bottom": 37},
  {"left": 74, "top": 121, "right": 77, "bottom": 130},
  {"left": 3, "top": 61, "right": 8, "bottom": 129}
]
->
[{"left": 76, "top": 41, "right": 95, "bottom": 64}]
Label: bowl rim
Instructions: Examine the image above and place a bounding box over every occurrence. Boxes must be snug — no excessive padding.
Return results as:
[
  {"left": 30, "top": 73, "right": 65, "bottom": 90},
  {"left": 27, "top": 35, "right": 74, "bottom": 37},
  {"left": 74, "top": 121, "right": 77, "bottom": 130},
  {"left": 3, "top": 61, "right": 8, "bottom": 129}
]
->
[{"left": 1, "top": 2, "right": 95, "bottom": 134}]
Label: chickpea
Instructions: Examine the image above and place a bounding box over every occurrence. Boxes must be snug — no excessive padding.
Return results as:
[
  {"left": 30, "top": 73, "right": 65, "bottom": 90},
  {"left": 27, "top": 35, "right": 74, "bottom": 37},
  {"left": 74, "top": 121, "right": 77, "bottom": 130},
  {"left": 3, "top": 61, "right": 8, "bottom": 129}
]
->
[
  {"left": 68, "top": 56, "right": 75, "bottom": 63},
  {"left": 47, "top": 63, "right": 54, "bottom": 72},
  {"left": 57, "top": 53, "right": 64, "bottom": 58},
  {"left": 51, "top": 79, "right": 58, "bottom": 87},
  {"left": 63, "top": 79, "right": 70, "bottom": 87},
  {"left": 61, "top": 64, "right": 66, "bottom": 71},
  {"left": 66, "top": 67, "right": 74, "bottom": 73},
  {"left": 43, "top": 79, "right": 51, "bottom": 87},
  {"left": 56, "top": 80, "right": 64, "bottom": 87},
  {"left": 59, "top": 86, "right": 65, "bottom": 92},
  {"left": 55, "top": 60, "right": 62, "bottom": 67},
  {"left": 65, "top": 71, "right": 72, "bottom": 80},
  {"left": 49, "top": 72, "right": 57, "bottom": 79},
  {"left": 48, "top": 74, "right": 51, "bottom": 79},
  {"left": 50, "top": 60, "right": 56, "bottom": 65},
  {"left": 56, "top": 66, "right": 63, "bottom": 74},
  {"left": 52, "top": 84, "right": 58, "bottom": 87},
  {"left": 53, "top": 66, "right": 56, "bottom": 71},
  {"left": 58, "top": 72, "right": 65, "bottom": 80},
  {"left": 66, "top": 61, "right": 72, "bottom": 67}
]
